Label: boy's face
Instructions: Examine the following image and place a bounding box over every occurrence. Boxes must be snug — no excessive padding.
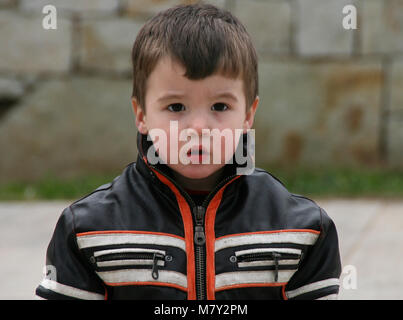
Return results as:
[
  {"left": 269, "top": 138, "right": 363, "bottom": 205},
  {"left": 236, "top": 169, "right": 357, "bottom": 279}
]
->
[{"left": 132, "top": 56, "right": 258, "bottom": 181}]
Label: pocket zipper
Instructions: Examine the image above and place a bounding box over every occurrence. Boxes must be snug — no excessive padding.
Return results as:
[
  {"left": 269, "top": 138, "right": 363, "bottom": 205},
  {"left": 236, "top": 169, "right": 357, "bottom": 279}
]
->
[
  {"left": 234, "top": 250, "right": 301, "bottom": 282},
  {"left": 92, "top": 250, "right": 167, "bottom": 280}
]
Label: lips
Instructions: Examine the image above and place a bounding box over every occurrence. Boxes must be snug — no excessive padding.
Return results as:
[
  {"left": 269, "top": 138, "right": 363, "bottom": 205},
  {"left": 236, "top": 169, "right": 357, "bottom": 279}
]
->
[{"left": 187, "top": 146, "right": 205, "bottom": 156}]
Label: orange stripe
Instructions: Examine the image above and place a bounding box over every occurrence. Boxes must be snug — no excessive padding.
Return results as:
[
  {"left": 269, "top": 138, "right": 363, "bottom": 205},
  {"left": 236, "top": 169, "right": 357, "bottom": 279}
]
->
[
  {"left": 104, "top": 286, "right": 108, "bottom": 300},
  {"left": 215, "top": 228, "right": 320, "bottom": 241},
  {"left": 205, "top": 176, "right": 241, "bottom": 300},
  {"left": 282, "top": 284, "right": 288, "bottom": 300},
  {"left": 216, "top": 282, "right": 287, "bottom": 292},
  {"left": 76, "top": 230, "right": 185, "bottom": 241},
  {"left": 104, "top": 281, "right": 187, "bottom": 292},
  {"left": 150, "top": 168, "right": 196, "bottom": 300}
]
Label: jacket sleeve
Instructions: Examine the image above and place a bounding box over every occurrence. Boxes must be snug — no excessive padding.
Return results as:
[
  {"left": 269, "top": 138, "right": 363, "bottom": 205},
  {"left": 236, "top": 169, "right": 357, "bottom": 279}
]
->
[
  {"left": 284, "top": 208, "right": 342, "bottom": 300},
  {"left": 35, "top": 207, "right": 106, "bottom": 300}
]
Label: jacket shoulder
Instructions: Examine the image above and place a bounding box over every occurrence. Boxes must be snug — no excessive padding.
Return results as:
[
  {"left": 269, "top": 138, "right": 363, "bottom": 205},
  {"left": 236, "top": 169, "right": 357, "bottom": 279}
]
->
[
  {"left": 67, "top": 163, "right": 137, "bottom": 232},
  {"left": 248, "top": 168, "right": 324, "bottom": 231}
]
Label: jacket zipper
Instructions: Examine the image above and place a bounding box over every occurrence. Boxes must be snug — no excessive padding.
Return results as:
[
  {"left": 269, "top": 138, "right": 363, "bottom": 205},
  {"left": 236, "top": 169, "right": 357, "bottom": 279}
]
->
[
  {"left": 193, "top": 174, "right": 237, "bottom": 300},
  {"left": 193, "top": 205, "right": 206, "bottom": 300},
  {"left": 148, "top": 163, "right": 237, "bottom": 300},
  {"left": 94, "top": 252, "right": 165, "bottom": 280},
  {"left": 236, "top": 251, "right": 300, "bottom": 282}
]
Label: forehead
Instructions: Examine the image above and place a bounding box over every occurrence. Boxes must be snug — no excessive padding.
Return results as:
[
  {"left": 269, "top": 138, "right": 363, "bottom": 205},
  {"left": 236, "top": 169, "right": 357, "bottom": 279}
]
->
[{"left": 146, "top": 56, "right": 245, "bottom": 98}]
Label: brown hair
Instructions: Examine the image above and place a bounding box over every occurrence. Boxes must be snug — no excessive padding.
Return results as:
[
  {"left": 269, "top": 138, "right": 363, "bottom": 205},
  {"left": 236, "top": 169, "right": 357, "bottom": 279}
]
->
[{"left": 131, "top": 3, "right": 258, "bottom": 111}]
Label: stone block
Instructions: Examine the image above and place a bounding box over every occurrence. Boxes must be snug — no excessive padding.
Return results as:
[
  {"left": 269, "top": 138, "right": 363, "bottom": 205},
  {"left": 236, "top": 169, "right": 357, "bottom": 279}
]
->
[
  {"left": 0, "top": 11, "right": 71, "bottom": 73},
  {"left": 390, "top": 58, "right": 403, "bottom": 112},
  {"left": 202, "top": 0, "right": 226, "bottom": 9},
  {"left": 361, "top": 0, "right": 403, "bottom": 54},
  {"left": 232, "top": 0, "right": 291, "bottom": 54},
  {"left": 296, "top": 0, "right": 355, "bottom": 56},
  {"left": 0, "top": 76, "right": 138, "bottom": 183},
  {"left": 79, "top": 18, "right": 143, "bottom": 73},
  {"left": 20, "top": 0, "right": 119, "bottom": 17},
  {"left": 0, "top": 0, "right": 16, "bottom": 7},
  {"left": 123, "top": 0, "right": 227, "bottom": 18},
  {"left": 0, "top": 77, "right": 25, "bottom": 100},
  {"left": 387, "top": 117, "right": 403, "bottom": 167},
  {"left": 255, "top": 59, "right": 383, "bottom": 167},
  {"left": 0, "top": 77, "right": 26, "bottom": 118},
  {"left": 124, "top": 0, "right": 190, "bottom": 17}
]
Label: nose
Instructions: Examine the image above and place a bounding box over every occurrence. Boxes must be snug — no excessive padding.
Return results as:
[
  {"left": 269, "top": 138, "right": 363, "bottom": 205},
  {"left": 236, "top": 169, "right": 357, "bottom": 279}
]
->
[{"left": 186, "top": 110, "right": 210, "bottom": 136}]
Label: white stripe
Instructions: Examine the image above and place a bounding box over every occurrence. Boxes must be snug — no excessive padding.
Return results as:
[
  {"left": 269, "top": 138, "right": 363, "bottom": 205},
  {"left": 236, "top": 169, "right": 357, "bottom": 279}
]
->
[
  {"left": 316, "top": 293, "right": 338, "bottom": 300},
  {"left": 215, "top": 232, "right": 319, "bottom": 252},
  {"left": 96, "top": 269, "right": 187, "bottom": 289},
  {"left": 94, "top": 248, "right": 166, "bottom": 257},
  {"left": 235, "top": 247, "right": 302, "bottom": 256},
  {"left": 285, "top": 278, "right": 340, "bottom": 299},
  {"left": 215, "top": 270, "right": 297, "bottom": 289},
  {"left": 77, "top": 233, "right": 186, "bottom": 251},
  {"left": 40, "top": 278, "right": 104, "bottom": 300}
]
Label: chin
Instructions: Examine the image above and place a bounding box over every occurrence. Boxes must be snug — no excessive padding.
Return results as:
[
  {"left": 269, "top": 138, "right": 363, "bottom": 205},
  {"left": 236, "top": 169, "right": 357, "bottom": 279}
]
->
[{"left": 174, "top": 164, "right": 222, "bottom": 180}]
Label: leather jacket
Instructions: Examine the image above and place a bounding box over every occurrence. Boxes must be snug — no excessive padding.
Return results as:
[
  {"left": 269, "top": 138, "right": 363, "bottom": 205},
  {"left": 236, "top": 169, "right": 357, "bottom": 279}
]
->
[{"left": 36, "top": 133, "right": 341, "bottom": 300}]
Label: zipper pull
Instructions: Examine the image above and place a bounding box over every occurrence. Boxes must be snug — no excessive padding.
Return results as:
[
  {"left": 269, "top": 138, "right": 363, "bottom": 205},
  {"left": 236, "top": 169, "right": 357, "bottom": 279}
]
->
[
  {"left": 194, "top": 225, "right": 206, "bottom": 245},
  {"left": 193, "top": 206, "right": 206, "bottom": 246},
  {"left": 151, "top": 253, "right": 163, "bottom": 280},
  {"left": 272, "top": 252, "right": 281, "bottom": 282}
]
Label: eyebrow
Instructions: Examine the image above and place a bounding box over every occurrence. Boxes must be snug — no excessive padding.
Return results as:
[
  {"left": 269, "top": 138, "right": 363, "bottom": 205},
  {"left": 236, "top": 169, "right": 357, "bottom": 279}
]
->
[
  {"left": 156, "top": 91, "right": 239, "bottom": 103},
  {"left": 156, "top": 93, "right": 185, "bottom": 103},
  {"left": 213, "top": 92, "right": 239, "bottom": 102}
]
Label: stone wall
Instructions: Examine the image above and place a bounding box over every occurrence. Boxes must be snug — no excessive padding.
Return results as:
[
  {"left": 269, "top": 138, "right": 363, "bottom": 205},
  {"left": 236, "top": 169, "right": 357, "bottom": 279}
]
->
[{"left": 0, "top": 0, "right": 402, "bottom": 183}]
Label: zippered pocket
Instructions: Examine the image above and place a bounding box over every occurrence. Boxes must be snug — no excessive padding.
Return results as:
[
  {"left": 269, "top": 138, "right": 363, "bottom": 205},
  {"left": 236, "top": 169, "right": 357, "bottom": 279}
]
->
[
  {"left": 91, "top": 248, "right": 169, "bottom": 280},
  {"left": 232, "top": 248, "right": 302, "bottom": 282}
]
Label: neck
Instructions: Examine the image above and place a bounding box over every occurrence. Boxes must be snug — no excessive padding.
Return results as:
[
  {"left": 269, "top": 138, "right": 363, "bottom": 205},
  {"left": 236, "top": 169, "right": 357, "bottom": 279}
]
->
[{"left": 171, "top": 167, "right": 225, "bottom": 192}]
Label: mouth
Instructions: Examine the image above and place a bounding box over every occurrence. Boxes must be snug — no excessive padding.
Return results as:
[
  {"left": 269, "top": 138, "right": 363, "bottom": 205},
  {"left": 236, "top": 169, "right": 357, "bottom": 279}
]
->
[{"left": 187, "top": 145, "right": 208, "bottom": 159}]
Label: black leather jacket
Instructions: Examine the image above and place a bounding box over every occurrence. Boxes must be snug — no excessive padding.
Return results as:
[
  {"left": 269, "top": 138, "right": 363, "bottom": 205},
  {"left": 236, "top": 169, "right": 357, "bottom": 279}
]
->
[{"left": 36, "top": 133, "right": 341, "bottom": 300}]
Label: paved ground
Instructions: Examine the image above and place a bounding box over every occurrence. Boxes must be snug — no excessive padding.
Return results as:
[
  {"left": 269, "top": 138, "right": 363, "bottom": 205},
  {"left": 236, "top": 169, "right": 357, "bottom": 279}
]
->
[{"left": 0, "top": 199, "right": 402, "bottom": 299}]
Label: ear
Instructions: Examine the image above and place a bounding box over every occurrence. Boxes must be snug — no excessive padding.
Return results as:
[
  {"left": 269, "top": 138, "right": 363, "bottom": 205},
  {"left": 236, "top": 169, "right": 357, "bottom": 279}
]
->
[
  {"left": 243, "top": 96, "right": 259, "bottom": 133},
  {"left": 131, "top": 98, "right": 147, "bottom": 134}
]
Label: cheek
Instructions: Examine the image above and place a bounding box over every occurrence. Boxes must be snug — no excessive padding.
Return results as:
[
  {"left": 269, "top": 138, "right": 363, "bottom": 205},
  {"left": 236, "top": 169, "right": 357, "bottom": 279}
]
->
[
  {"left": 210, "top": 129, "right": 242, "bottom": 163},
  {"left": 146, "top": 120, "right": 172, "bottom": 162}
]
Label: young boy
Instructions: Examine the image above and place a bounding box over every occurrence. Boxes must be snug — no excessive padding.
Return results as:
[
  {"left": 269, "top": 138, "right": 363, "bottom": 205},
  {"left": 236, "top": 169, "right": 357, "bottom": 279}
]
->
[{"left": 36, "top": 3, "right": 341, "bottom": 300}]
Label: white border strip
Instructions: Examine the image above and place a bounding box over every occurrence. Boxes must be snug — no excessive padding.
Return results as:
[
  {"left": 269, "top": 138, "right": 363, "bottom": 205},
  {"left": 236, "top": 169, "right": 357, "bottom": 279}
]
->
[
  {"left": 97, "top": 269, "right": 187, "bottom": 289},
  {"left": 39, "top": 278, "right": 104, "bottom": 300},
  {"left": 77, "top": 233, "right": 186, "bottom": 251},
  {"left": 238, "top": 260, "right": 299, "bottom": 268},
  {"left": 285, "top": 278, "right": 340, "bottom": 299},
  {"left": 216, "top": 270, "right": 296, "bottom": 289},
  {"left": 215, "top": 232, "right": 319, "bottom": 252},
  {"left": 97, "top": 259, "right": 165, "bottom": 268},
  {"left": 94, "top": 248, "right": 166, "bottom": 257},
  {"left": 235, "top": 247, "right": 302, "bottom": 256}
]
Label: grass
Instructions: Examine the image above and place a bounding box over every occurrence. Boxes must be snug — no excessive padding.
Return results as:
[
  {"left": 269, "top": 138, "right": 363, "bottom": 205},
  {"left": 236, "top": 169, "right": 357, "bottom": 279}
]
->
[
  {"left": 0, "top": 166, "right": 403, "bottom": 200},
  {"left": 267, "top": 166, "right": 403, "bottom": 199},
  {"left": 0, "top": 173, "right": 120, "bottom": 201}
]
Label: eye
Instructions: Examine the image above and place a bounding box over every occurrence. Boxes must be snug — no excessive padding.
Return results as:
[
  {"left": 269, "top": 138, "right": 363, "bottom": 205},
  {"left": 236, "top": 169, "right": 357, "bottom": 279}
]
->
[
  {"left": 168, "top": 103, "right": 185, "bottom": 112},
  {"left": 211, "top": 103, "right": 228, "bottom": 112}
]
